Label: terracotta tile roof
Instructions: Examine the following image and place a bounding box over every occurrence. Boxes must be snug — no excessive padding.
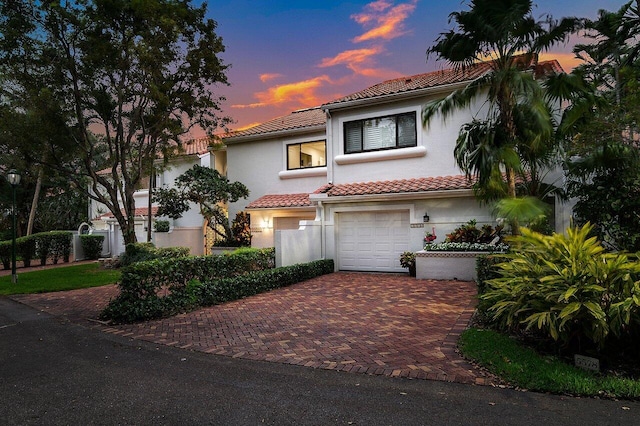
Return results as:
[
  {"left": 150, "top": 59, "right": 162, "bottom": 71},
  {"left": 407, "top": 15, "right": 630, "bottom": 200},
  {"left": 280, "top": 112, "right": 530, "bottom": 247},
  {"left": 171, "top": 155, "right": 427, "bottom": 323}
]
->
[
  {"left": 314, "top": 175, "right": 475, "bottom": 197},
  {"left": 101, "top": 206, "right": 159, "bottom": 219},
  {"left": 323, "top": 58, "right": 563, "bottom": 108},
  {"left": 180, "top": 137, "right": 216, "bottom": 156},
  {"left": 245, "top": 176, "right": 476, "bottom": 209},
  {"left": 246, "top": 193, "right": 312, "bottom": 209},
  {"left": 323, "top": 63, "right": 493, "bottom": 107},
  {"left": 224, "top": 107, "right": 326, "bottom": 140}
]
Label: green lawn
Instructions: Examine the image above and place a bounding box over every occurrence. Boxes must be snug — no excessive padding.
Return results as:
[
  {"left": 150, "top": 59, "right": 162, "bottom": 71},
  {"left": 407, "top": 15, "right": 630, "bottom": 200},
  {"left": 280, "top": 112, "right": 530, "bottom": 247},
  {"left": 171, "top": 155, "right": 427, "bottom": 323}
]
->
[
  {"left": 459, "top": 328, "right": 640, "bottom": 399},
  {"left": 0, "top": 263, "right": 120, "bottom": 295}
]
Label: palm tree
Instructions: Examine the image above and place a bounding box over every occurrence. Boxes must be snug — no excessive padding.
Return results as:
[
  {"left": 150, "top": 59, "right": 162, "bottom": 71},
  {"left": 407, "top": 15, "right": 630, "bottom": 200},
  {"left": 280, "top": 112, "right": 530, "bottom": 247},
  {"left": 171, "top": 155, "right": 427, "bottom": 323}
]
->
[{"left": 423, "top": 0, "right": 580, "bottom": 202}]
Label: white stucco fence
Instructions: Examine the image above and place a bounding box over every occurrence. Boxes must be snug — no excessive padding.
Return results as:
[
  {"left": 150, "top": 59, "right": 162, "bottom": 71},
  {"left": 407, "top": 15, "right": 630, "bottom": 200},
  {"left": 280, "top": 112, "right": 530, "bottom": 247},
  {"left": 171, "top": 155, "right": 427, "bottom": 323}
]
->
[{"left": 275, "top": 221, "right": 322, "bottom": 267}]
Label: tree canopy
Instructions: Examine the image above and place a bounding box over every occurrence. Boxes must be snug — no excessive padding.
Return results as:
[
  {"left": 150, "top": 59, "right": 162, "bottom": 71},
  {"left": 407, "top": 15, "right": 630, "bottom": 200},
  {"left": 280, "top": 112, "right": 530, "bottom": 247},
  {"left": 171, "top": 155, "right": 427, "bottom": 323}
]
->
[
  {"left": 153, "top": 165, "right": 249, "bottom": 243},
  {"left": 423, "top": 0, "right": 580, "bottom": 206},
  {"left": 562, "top": 1, "right": 640, "bottom": 250},
  {"left": 0, "top": 0, "right": 230, "bottom": 243}
]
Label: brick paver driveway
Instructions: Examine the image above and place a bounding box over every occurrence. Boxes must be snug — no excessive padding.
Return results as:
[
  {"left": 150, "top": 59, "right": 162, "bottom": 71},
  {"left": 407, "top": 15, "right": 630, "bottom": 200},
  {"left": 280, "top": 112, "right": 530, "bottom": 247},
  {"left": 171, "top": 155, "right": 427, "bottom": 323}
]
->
[{"left": 13, "top": 272, "right": 487, "bottom": 384}]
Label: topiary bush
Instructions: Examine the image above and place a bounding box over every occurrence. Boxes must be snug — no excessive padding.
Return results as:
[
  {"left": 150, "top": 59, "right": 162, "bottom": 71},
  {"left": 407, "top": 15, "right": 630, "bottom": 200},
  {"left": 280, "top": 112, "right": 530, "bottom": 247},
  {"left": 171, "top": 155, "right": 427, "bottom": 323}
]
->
[
  {"left": 80, "top": 234, "right": 105, "bottom": 260},
  {"left": 482, "top": 224, "right": 640, "bottom": 351}
]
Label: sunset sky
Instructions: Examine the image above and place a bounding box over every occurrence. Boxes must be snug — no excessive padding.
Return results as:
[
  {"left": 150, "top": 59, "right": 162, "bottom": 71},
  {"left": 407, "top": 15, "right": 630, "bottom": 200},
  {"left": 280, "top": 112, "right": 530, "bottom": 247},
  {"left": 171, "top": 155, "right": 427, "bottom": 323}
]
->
[{"left": 199, "top": 0, "right": 627, "bottom": 136}]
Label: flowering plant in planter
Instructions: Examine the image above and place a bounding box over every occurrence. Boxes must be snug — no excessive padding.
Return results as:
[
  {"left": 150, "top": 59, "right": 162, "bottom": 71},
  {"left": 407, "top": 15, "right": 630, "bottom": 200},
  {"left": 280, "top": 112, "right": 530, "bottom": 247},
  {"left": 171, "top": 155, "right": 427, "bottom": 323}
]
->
[
  {"left": 399, "top": 251, "right": 416, "bottom": 268},
  {"left": 423, "top": 241, "right": 510, "bottom": 252},
  {"left": 399, "top": 251, "right": 417, "bottom": 276},
  {"left": 423, "top": 220, "right": 508, "bottom": 252},
  {"left": 424, "top": 226, "right": 437, "bottom": 245}
]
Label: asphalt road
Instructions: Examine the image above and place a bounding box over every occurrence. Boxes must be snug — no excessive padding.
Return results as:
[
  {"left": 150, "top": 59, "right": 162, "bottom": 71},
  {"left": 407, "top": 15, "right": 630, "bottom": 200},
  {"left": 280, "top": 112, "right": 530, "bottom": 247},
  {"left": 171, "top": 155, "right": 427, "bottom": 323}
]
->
[{"left": 1, "top": 297, "right": 638, "bottom": 425}]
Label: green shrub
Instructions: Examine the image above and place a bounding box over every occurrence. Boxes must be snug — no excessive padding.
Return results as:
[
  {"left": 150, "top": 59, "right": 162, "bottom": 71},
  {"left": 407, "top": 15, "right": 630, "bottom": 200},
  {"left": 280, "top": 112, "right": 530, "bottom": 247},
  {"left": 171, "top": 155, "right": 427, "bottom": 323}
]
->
[
  {"left": 100, "top": 248, "right": 317, "bottom": 324},
  {"left": 80, "top": 234, "right": 105, "bottom": 260},
  {"left": 16, "top": 236, "right": 37, "bottom": 267},
  {"left": 154, "top": 220, "right": 170, "bottom": 232},
  {"left": 198, "top": 259, "right": 334, "bottom": 306},
  {"left": 0, "top": 240, "right": 11, "bottom": 269},
  {"left": 118, "top": 242, "right": 189, "bottom": 267},
  {"left": 476, "top": 254, "right": 507, "bottom": 294},
  {"left": 482, "top": 224, "right": 640, "bottom": 350},
  {"left": 48, "top": 231, "right": 73, "bottom": 263},
  {"left": 36, "top": 233, "right": 53, "bottom": 265}
]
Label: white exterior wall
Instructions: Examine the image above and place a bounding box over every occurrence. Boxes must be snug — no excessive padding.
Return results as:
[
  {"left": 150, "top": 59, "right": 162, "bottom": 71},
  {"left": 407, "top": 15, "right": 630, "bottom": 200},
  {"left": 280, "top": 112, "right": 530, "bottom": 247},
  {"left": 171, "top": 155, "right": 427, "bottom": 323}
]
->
[
  {"left": 327, "top": 96, "right": 482, "bottom": 185},
  {"left": 226, "top": 130, "right": 328, "bottom": 230}
]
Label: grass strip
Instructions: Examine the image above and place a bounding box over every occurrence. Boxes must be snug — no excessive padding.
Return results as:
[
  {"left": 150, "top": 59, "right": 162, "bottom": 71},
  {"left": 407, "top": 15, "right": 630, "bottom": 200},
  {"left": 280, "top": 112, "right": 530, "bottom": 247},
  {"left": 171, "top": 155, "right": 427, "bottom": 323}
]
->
[
  {"left": 0, "top": 263, "right": 120, "bottom": 295},
  {"left": 459, "top": 328, "right": 640, "bottom": 399}
]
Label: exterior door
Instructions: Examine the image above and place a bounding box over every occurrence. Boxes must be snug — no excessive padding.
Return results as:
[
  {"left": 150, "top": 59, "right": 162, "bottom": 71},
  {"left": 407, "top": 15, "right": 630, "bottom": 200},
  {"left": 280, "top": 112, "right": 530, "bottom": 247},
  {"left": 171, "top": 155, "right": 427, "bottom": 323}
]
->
[{"left": 337, "top": 210, "right": 409, "bottom": 272}]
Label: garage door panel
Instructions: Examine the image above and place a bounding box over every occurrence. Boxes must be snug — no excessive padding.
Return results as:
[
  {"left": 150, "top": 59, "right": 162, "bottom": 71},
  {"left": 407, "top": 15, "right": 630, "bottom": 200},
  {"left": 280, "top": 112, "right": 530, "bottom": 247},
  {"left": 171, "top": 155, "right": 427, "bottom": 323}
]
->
[{"left": 337, "top": 210, "right": 409, "bottom": 272}]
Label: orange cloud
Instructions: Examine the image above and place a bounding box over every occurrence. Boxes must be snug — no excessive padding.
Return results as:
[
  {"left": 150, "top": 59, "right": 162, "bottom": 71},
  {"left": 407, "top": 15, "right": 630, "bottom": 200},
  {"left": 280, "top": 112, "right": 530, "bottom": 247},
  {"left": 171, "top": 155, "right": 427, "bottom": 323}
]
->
[
  {"left": 232, "top": 76, "right": 332, "bottom": 109},
  {"left": 233, "top": 122, "right": 263, "bottom": 132},
  {"left": 318, "top": 47, "right": 383, "bottom": 68},
  {"left": 318, "top": 46, "right": 401, "bottom": 79},
  {"left": 259, "top": 73, "right": 283, "bottom": 83},
  {"left": 352, "top": 0, "right": 418, "bottom": 43},
  {"left": 539, "top": 52, "right": 584, "bottom": 72}
]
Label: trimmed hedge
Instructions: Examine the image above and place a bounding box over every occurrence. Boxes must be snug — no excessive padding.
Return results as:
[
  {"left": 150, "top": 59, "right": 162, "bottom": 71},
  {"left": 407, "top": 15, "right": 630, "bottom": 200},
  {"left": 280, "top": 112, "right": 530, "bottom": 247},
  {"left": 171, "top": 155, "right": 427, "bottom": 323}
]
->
[
  {"left": 115, "top": 247, "right": 275, "bottom": 300},
  {"left": 79, "top": 234, "right": 104, "bottom": 260},
  {"left": 198, "top": 259, "right": 334, "bottom": 306},
  {"left": 0, "top": 241, "right": 11, "bottom": 269},
  {"left": 118, "top": 242, "right": 190, "bottom": 267},
  {"left": 101, "top": 253, "right": 332, "bottom": 324},
  {"left": 16, "top": 236, "right": 37, "bottom": 267},
  {"left": 0, "top": 231, "right": 73, "bottom": 269}
]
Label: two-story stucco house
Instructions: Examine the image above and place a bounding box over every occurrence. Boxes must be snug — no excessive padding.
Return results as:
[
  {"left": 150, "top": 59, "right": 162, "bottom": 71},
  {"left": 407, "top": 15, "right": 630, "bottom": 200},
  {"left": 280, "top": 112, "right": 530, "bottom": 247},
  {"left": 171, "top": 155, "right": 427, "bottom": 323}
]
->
[{"left": 224, "top": 60, "right": 571, "bottom": 272}]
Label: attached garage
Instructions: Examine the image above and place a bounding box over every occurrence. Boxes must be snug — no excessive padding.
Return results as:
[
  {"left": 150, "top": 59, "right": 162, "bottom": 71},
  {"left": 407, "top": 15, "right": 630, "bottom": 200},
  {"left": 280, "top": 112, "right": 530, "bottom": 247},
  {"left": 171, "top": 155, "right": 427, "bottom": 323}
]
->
[{"left": 337, "top": 210, "right": 410, "bottom": 272}]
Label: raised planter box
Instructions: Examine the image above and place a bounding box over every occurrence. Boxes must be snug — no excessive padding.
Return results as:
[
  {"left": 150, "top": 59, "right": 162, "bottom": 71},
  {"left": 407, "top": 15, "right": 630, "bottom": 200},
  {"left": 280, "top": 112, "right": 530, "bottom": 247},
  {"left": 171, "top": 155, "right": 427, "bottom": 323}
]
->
[{"left": 416, "top": 250, "right": 486, "bottom": 281}]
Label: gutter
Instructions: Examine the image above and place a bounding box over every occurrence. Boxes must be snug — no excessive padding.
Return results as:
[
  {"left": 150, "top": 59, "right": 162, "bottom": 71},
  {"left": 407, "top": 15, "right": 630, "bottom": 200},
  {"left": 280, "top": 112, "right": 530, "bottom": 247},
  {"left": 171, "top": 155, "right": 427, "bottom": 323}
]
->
[{"left": 308, "top": 189, "right": 475, "bottom": 204}]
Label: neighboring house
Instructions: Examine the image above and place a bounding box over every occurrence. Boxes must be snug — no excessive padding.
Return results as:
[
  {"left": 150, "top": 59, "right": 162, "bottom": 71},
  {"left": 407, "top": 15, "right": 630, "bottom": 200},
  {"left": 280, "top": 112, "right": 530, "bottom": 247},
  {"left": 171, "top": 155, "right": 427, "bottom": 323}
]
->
[
  {"left": 224, "top": 59, "right": 572, "bottom": 272},
  {"left": 89, "top": 137, "right": 226, "bottom": 256}
]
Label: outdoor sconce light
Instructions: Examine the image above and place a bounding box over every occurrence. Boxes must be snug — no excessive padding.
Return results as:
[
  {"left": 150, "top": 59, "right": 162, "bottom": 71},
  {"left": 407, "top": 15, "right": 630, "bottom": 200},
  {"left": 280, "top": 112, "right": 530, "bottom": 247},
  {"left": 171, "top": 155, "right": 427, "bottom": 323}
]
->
[
  {"left": 7, "top": 169, "right": 21, "bottom": 284},
  {"left": 423, "top": 212, "right": 430, "bottom": 223}
]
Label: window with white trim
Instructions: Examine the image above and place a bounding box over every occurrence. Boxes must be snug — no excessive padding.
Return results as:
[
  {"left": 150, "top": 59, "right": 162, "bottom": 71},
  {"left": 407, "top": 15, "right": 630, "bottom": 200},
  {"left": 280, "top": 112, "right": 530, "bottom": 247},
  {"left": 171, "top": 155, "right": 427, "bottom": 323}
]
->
[
  {"left": 287, "top": 140, "right": 326, "bottom": 170},
  {"left": 344, "top": 112, "right": 417, "bottom": 154}
]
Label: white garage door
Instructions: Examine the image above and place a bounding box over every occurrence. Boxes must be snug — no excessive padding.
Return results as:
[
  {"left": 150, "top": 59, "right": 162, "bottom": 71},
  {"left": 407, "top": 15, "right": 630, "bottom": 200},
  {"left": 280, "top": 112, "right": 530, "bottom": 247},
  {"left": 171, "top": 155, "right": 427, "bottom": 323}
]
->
[{"left": 337, "top": 210, "right": 410, "bottom": 272}]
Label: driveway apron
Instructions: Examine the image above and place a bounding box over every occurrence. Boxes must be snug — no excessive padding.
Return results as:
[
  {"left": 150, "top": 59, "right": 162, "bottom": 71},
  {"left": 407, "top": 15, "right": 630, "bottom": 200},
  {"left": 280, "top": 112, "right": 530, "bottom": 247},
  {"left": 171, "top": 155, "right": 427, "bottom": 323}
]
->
[{"left": 12, "top": 272, "right": 488, "bottom": 384}]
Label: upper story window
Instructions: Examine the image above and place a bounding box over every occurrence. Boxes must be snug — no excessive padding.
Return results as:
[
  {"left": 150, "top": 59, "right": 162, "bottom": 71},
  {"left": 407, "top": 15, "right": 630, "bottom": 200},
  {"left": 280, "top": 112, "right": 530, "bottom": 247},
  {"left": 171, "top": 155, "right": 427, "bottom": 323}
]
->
[
  {"left": 135, "top": 172, "right": 159, "bottom": 191},
  {"left": 344, "top": 112, "right": 417, "bottom": 154},
  {"left": 287, "top": 140, "right": 326, "bottom": 170}
]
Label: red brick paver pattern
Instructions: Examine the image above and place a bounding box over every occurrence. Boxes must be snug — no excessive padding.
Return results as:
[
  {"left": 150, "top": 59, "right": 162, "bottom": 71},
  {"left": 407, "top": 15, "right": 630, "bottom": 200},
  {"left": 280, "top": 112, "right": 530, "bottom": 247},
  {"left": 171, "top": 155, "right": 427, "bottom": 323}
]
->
[{"left": 13, "top": 272, "right": 487, "bottom": 384}]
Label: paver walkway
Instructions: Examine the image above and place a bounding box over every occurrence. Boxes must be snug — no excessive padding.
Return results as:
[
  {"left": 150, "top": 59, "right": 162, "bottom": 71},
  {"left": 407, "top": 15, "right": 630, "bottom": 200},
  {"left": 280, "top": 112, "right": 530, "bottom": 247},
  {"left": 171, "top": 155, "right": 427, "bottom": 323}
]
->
[{"left": 12, "top": 272, "right": 490, "bottom": 384}]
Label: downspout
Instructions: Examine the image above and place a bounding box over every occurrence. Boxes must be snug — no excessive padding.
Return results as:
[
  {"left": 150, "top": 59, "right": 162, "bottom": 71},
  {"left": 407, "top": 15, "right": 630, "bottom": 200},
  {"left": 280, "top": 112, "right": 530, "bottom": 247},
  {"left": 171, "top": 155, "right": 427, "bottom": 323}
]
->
[
  {"left": 318, "top": 201, "right": 325, "bottom": 259},
  {"left": 324, "top": 108, "right": 334, "bottom": 186}
]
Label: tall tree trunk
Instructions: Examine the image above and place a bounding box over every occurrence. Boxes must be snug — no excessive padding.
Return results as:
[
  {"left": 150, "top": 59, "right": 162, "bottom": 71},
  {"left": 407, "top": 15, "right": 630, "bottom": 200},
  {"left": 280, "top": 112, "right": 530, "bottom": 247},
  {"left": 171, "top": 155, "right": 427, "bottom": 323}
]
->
[{"left": 26, "top": 166, "right": 44, "bottom": 235}]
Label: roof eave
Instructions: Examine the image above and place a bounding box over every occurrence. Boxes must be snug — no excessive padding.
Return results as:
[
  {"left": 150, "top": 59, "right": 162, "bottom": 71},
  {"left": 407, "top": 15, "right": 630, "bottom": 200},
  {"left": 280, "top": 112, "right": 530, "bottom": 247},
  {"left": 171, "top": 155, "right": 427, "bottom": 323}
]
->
[
  {"left": 245, "top": 205, "right": 315, "bottom": 211},
  {"left": 224, "top": 124, "right": 326, "bottom": 144},
  {"left": 321, "top": 80, "right": 475, "bottom": 112},
  {"left": 309, "top": 188, "right": 475, "bottom": 204}
]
